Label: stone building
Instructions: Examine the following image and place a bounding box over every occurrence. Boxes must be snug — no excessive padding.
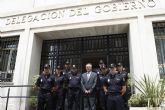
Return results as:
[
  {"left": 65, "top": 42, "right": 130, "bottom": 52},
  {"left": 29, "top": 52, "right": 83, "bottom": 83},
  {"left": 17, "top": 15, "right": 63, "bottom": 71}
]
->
[{"left": 0, "top": 0, "right": 165, "bottom": 110}]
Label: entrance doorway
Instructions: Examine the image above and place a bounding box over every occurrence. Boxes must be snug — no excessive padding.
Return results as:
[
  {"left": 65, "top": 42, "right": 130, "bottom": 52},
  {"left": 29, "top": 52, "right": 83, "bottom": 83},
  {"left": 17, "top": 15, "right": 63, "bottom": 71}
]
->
[
  {"left": 40, "top": 33, "right": 129, "bottom": 73},
  {"left": 82, "top": 54, "right": 106, "bottom": 72}
]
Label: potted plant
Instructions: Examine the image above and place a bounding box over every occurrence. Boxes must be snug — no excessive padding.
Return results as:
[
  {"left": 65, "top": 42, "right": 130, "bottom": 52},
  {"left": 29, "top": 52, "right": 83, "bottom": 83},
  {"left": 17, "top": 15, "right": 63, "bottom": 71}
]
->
[
  {"left": 129, "top": 94, "right": 148, "bottom": 107},
  {"left": 129, "top": 74, "right": 165, "bottom": 110},
  {"left": 29, "top": 75, "right": 39, "bottom": 110}
]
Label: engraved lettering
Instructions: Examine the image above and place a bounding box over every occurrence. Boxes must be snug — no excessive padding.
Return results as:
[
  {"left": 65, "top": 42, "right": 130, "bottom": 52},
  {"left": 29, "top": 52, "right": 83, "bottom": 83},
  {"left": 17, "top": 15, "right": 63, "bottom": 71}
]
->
[
  {"left": 6, "top": 19, "right": 11, "bottom": 25},
  {"left": 77, "top": 8, "right": 82, "bottom": 16},
  {"left": 103, "top": 5, "right": 111, "bottom": 12},
  {"left": 95, "top": 6, "right": 101, "bottom": 13},
  {"left": 21, "top": 16, "right": 26, "bottom": 23},
  {"left": 41, "top": 13, "right": 47, "bottom": 20},
  {"left": 83, "top": 8, "right": 89, "bottom": 15},
  {"left": 69, "top": 9, "right": 76, "bottom": 17},
  {"left": 58, "top": 10, "right": 65, "bottom": 18},
  {"left": 27, "top": 15, "right": 33, "bottom": 22},
  {"left": 11, "top": 18, "right": 17, "bottom": 24},
  {"left": 51, "top": 12, "right": 58, "bottom": 19},
  {"left": 112, "top": 4, "right": 117, "bottom": 12}
]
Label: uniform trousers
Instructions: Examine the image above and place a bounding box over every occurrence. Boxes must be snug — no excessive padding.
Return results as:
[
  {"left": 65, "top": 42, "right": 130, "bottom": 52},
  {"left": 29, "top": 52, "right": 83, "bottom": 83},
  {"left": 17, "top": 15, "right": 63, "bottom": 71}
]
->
[
  {"left": 106, "top": 93, "right": 125, "bottom": 110},
  {"left": 37, "top": 91, "right": 52, "bottom": 110},
  {"left": 68, "top": 88, "right": 80, "bottom": 110}
]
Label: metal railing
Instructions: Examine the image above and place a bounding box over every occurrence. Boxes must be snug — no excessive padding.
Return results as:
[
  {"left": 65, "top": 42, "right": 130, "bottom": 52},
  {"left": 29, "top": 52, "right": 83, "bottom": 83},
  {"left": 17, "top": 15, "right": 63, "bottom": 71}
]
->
[{"left": 1, "top": 85, "right": 35, "bottom": 110}]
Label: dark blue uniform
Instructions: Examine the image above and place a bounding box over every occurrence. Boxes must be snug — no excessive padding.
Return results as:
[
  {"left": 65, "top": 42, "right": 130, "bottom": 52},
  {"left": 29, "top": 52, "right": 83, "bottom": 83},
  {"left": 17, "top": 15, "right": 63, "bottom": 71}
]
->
[
  {"left": 104, "top": 73, "right": 126, "bottom": 110},
  {"left": 98, "top": 73, "right": 107, "bottom": 110},
  {"left": 67, "top": 72, "right": 81, "bottom": 110},
  {"left": 52, "top": 74, "right": 65, "bottom": 110},
  {"left": 62, "top": 69, "right": 71, "bottom": 110},
  {"left": 36, "top": 73, "right": 55, "bottom": 110},
  {"left": 94, "top": 68, "right": 102, "bottom": 110},
  {"left": 118, "top": 71, "right": 130, "bottom": 110}
]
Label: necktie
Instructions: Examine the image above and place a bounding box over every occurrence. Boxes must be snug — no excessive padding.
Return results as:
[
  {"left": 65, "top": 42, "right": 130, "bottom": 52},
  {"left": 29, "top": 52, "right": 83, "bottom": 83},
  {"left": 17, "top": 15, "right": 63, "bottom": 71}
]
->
[{"left": 87, "top": 72, "right": 90, "bottom": 80}]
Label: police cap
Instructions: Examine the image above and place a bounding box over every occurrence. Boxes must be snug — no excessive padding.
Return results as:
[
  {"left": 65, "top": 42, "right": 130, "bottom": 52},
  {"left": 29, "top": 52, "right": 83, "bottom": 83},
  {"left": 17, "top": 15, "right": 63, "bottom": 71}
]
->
[
  {"left": 109, "top": 63, "right": 116, "bottom": 68},
  {"left": 56, "top": 65, "right": 62, "bottom": 69},
  {"left": 117, "top": 62, "right": 123, "bottom": 67},
  {"left": 44, "top": 64, "right": 50, "bottom": 69},
  {"left": 99, "top": 60, "right": 104, "bottom": 64},
  {"left": 102, "top": 64, "right": 106, "bottom": 69},
  {"left": 65, "top": 60, "right": 70, "bottom": 65},
  {"left": 72, "top": 65, "right": 78, "bottom": 69}
]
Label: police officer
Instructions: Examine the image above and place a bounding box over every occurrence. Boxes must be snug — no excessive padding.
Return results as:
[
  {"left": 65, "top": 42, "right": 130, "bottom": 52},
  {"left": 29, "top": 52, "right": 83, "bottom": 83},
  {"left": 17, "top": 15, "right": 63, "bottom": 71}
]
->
[
  {"left": 98, "top": 64, "right": 108, "bottom": 110},
  {"left": 95, "top": 60, "right": 105, "bottom": 75},
  {"left": 62, "top": 60, "right": 71, "bottom": 75},
  {"left": 62, "top": 60, "right": 71, "bottom": 110},
  {"left": 66, "top": 65, "right": 81, "bottom": 110},
  {"left": 35, "top": 64, "right": 55, "bottom": 110},
  {"left": 53, "top": 65, "right": 65, "bottom": 110},
  {"left": 94, "top": 60, "right": 105, "bottom": 110},
  {"left": 117, "top": 62, "right": 130, "bottom": 110},
  {"left": 103, "top": 63, "right": 126, "bottom": 110}
]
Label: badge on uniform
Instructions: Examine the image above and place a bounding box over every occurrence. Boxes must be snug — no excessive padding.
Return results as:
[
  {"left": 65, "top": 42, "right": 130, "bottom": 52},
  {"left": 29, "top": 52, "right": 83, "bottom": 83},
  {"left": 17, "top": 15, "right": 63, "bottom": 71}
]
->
[
  {"left": 123, "top": 78, "right": 125, "bottom": 82},
  {"left": 40, "top": 79, "right": 43, "bottom": 82},
  {"left": 116, "top": 78, "right": 120, "bottom": 81},
  {"left": 48, "top": 78, "right": 51, "bottom": 82},
  {"left": 108, "top": 79, "right": 110, "bottom": 83},
  {"left": 70, "top": 77, "right": 72, "bottom": 80}
]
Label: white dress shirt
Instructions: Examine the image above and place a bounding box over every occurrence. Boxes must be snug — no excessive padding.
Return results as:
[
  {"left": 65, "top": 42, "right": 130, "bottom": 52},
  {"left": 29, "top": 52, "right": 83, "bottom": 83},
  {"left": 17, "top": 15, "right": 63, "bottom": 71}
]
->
[{"left": 87, "top": 72, "right": 91, "bottom": 80}]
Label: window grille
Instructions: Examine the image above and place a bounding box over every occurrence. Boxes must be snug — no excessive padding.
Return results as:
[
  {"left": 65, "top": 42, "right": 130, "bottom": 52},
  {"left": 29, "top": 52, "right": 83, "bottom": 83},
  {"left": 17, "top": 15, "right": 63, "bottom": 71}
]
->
[
  {"left": 0, "top": 36, "right": 19, "bottom": 82},
  {"left": 153, "top": 22, "right": 165, "bottom": 78},
  {"left": 41, "top": 34, "right": 129, "bottom": 73}
]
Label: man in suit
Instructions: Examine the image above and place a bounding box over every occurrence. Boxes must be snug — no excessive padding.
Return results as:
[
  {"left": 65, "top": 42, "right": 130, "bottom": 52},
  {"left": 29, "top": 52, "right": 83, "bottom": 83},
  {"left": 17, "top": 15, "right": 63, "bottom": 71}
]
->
[{"left": 81, "top": 63, "right": 97, "bottom": 110}]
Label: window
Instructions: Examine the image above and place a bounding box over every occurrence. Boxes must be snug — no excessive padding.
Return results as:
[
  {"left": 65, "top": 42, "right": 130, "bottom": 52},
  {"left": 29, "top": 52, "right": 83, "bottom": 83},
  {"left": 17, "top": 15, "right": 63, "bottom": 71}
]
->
[
  {"left": 0, "top": 36, "right": 19, "bottom": 82},
  {"left": 153, "top": 22, "right": 165, "bottom": 78}
]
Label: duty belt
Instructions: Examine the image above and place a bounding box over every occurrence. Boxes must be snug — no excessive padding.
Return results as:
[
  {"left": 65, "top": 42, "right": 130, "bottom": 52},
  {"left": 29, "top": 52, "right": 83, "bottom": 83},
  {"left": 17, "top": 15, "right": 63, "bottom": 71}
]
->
[
  {"left": 107, "top": 92, "right": 121, "bottom": 96},
  {"left": 40, "top": 89, "right": 52, "bottom": 94},
  {"left": 69, "top": 87, "right": 80, "bottom": 91}
]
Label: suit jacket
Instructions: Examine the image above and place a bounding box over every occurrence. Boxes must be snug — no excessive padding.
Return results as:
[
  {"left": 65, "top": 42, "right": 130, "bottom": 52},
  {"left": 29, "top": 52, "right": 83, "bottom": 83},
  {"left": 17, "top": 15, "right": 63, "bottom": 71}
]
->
[{"left": 81, "top": 71, "right": 97, "bottom": 94}]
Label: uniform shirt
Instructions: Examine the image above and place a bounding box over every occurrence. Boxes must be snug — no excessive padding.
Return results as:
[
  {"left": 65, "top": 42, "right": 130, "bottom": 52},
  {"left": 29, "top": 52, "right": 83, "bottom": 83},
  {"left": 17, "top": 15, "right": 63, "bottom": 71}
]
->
[
  {"left": 62, "top": 69, "right": 71, "bottom": 76},
  {"left": 62, "top": 69, "right": 71, "bottom": 88},
  {"left": 54, "top": 74, "right": 65, "bottom": 90},
  {"left": 118, "top": 71, "right": 128, "bottom": 82},
  {"left": 104, "top": 73, "right": 126, "bottom": 93},
  {"left": 35, "top": 73, "right": 55, "bottom": 91},
  {"left": 98, "top": 73, "right": 107, "bottom": 90},
  {"left": 94, "top": 68, "right": 102, "bottom": 75},
  {"left": 67, "top": 72, "right": 81, "bottom": 88},
  {"left": 94, "top": 68, "right": 102, "bottom": 90}
]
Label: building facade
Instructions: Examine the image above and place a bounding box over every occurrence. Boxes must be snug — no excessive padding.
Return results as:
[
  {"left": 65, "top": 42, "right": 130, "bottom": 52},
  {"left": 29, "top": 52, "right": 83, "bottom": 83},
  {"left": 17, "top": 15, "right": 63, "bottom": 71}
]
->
[{"left": 0, "top": 0, "right": 165, "bottom": 110}]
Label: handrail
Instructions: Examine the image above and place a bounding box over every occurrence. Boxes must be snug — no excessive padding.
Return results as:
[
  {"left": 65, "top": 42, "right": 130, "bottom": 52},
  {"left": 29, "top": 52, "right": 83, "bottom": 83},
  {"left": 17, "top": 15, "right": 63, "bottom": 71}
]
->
[
  {"left": 1, "top": 85, "right": 36, "bottom": 110},
  {"left": 1, "top": 84, "right": 33, "bottom": 88},
  {"left": 1, "top": 96, "right": 37, "bottom": 98}
]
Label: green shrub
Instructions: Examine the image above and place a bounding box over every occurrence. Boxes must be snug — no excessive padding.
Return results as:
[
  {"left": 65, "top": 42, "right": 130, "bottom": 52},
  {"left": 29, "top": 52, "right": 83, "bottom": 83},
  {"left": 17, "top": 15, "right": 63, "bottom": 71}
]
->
[
  {"left": 134, "top": 75, "right": 165, "bottom": 107},
  {"left": 29, "top": 96, "right": 37, "bottom": 107},
  {"left": 29, "top": 75, "right": 39, "bottom": 108},
  {"left": 128, "top": 94, "right": 148, "bottom": 107}
]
